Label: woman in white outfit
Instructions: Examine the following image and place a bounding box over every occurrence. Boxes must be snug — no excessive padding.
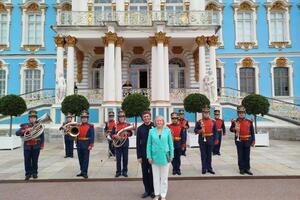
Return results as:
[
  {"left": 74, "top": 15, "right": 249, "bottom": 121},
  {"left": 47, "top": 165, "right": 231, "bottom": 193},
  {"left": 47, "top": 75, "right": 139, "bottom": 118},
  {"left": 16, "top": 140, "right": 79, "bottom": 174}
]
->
[{"left": 147, "top": 116, "right": 174, "bottom": 200}]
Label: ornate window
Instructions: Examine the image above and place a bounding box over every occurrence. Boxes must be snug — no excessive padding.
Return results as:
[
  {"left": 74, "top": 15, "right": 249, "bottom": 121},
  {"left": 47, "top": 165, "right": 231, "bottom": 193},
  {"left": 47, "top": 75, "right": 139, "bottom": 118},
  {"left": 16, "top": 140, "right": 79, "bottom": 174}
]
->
[
  {"left": 56, "top": 1, "right": 72, "bottom": 25},
  {"left": 21, "top": 2, "right": 47, "bottom": 52},
  {"left": 94, "top": 0, "right": 112, "bottom": 12},
  {"left": 169, "top": 58, "right": 186, "bottom": 89},
  {"left": 20, "top": 59, "right": 44, "bottom": 94},
  {"left": 0, "top": 2, "right": 12, "bottom": 51},
  {"left": 216, "top": 60, "right": 225, "bottom": 96},
  {"left": 233, "top": 1, "right": 258, "bottom": 50},
  {"left": 0, "top": 60, "right": 8, "bottom": 97},
  {"left": 266, "top": 1, "right": 291, "bottom": 49},
  {"left": 206, "top": 1, "right": 224, "bottom": 47},
  {"left": 165, "top": 0, "right": 183, "bottom": 13},
  {"left": 129, "top": 58, "right": 149, "bottom": 89},
  {"left": 129, "top": 0, "right": 147, "bottom": 12},
  {"left": 92, "top": 59, "right": 104, "bottom": 89},
  {"left": 236, "top": 57, "right": 259, "bottom": 95},
  {"left": 271, "top": 57, "right": 293, "bottom": 97}
]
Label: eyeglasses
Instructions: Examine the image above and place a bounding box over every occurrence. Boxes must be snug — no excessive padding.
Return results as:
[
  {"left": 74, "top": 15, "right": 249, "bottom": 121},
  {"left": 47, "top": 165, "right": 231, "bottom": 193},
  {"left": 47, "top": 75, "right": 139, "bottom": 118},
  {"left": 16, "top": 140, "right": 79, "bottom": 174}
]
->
[{"left": 171, "top": 118, "right": 178, "bottom": 120}]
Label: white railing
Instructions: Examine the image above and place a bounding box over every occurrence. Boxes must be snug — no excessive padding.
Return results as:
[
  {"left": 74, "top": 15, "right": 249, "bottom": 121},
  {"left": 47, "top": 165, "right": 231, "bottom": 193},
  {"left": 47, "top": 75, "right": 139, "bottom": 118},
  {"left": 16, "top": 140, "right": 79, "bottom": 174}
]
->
[
  {"left": 77, "top": 88, "right": 103, "bottom": 105},
  {"left": 170, "top": 88, "right": 199, "bottom": 103},
  {"left": 20, "top": 89, "right": 56, "bottom": 108},
  {"left": 59, "top": 11, "right": 217, "bottom": 27}
]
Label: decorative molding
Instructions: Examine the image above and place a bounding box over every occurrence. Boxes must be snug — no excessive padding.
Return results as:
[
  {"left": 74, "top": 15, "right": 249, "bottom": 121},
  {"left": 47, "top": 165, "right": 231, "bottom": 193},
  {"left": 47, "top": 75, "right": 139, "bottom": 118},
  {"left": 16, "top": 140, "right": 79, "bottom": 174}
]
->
[
  {"left": 26, "top": 3, "right": 41, "bottom": 12},
  {"left": 26, "top": 58, "right": 39, "bottom": 69},
  {"left": 269, "top": 42, "right": 290, "bottom": 49},
  {"left": 242, "top": 57, "right": 254, "bottom": 68},
  {"left": 65, "top": 35, "right": 77, "bottom": 47},
  {"left": 184, "top": 2, "right": 190, "bottom": 11},
  {"left": 116, "top": 37, "right": 124, "bottom": 47},
  {"left": 149, "top": 37, "right": 157, "bottom": 47},
  {"left": 195, "top": 36, "right": 207, "bottom": 47},
  {"left": 61, "top": 3, "right": 72, "bottom": 11},
  {"left": 193, "top": 49, "right": 199, "bottom": 82},
  {"left": 268, "top": 1, "right": 290, "bottom": 12},
  {"left": 236, "top": 42, "right": 257, "bottom": 50},
  {"left": 23, "top": 45, "right": 42, "bottom": 52},
  {"left": 0, "top": 3, "right": 7, "bottom": 12},
  {"left": 0, "top": 60, "right": 2, "bottom": 68},
  {"left": 54, "top": 36, "right": 65, "bottom": 47},
  {"left": 160, "top": 2, "right": 165, "bottom": 11},
  {"left": 0, "top": 45, "right": 8, "bottom": 51},
  {"left": 206, "top": 2, "right": 223, "bottom": 11},
  {"left": 112, "top": 3, "right": 116, "bottom": 12},
  {"left": 133, "top": 46, "right": 144, "bottom": 55},
  {"left": 164, "top": 37, "right": 171, "bottom": 47},
  {"left": 154, "top": 32, "right": 167, "bottom": 44},
  {"left": 207, "top": 35, "right": 219, "bottom": 46},
  {"left": 63, "top": 58, "right": 67, "bottom": 69},
  {"left": 124, "top": 2, "right": 129, "bottom": 11},
  {"left": 148, "top": 2, "right": 152, "bottom": 11},
  {"left": 76, "top": 48, "right": 84, "bottom": 83},
  {"left": 102, "top": 32, "right": 118, "bottom": 46},
  {"left": 172, "top": 46, "right": 184, "bottom": 54},
  {"left": 276, "top": 57, "right": 288, "bottom": 67}
]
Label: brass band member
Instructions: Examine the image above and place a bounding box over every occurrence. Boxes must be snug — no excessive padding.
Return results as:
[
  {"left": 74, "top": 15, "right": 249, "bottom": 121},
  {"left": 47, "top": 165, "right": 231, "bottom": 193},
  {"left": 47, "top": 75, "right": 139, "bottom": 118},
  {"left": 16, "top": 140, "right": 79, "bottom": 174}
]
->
[
  {"left": 111, "top": 111, "right": 133, "bottom": 177},
  {"left": 212, "top": 109, "right": 226, "bottom": 155},
  {"left": 178, "top": 109, "right": 189, "bottom": 156},
  {"left": 59, "top": 113, "right": 74, "bottom": 158},
  {"left": 16, "top": 110, "right": 44, "bottom": 181},
  {"left": 230, "top": 105, "right": 255, "bottom": 175},
  {"left": 104, "top": 111, "right": 116, "bottom": 158},
  {"left": 76, "top": 110, "right": 95, "bottom": 179}
]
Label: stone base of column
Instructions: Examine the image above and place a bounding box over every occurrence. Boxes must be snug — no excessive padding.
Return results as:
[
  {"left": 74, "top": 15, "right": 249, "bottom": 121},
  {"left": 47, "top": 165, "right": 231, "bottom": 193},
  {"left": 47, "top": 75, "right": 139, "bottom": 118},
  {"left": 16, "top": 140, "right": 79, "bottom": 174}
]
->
[{"left": 150, "top": 103, "right": 172, "bottom": 123}]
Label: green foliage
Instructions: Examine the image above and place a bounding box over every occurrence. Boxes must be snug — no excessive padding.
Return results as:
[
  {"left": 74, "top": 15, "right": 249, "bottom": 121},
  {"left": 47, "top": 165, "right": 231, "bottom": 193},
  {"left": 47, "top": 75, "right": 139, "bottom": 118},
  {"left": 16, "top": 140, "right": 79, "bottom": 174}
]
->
[
  {"left": 121, "top": 93, "right": 150, "bottom": 118},
  {"left": 61, "top": 94, "right": 90, "bottom": 116},
  {"left": 183, "top": 93, "right": 210, "bottom": 113},
  {"left": 0, "top": 95, "right": 27, "bottom": 117},
  {"left": 242, "top": 94, "right": 270, "bottom": 116}
]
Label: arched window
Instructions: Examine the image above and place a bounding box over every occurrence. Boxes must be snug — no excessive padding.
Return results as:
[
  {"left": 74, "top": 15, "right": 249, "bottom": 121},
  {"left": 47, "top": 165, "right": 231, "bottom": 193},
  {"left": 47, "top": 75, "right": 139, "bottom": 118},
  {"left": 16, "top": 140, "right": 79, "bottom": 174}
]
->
[
  {"left": 169, "top": 58, "right": 185, "bottom": 89},
  {"left": 274, "top": 67, "right": 289, "bottom": 96},
  {"left": 0, "top": 60, "right": 8, "bottom": 97},
  {"left": 239, "top": 67, "right": 255, "bottom": 94},
  {"left": 92, "top": 59, "right": 104, "bottom": 89}
]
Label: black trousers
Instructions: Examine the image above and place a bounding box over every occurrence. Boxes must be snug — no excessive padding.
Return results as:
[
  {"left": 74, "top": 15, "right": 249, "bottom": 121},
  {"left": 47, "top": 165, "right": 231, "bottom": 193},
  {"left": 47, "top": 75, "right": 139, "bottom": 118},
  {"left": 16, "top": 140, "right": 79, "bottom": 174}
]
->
[
  {"left": 236, "top": 141, "right": 251, "bottom": 171},
  {"left": 199, "top": 143, "right": 213, "bottom": 171},
  {"left": 172, "top": 148, "right": 182, "bottom": 172},
  {"left": 213, "top": 133, "right": 222, "bottom": 154},
  {"left": 24, "top": 147, "right": 40, "bottom": 176},
  {"left": 77, "top": 148, "right": 90, "bottom": 175},
  {"left": 115, "top": 145, "right": 128, "bottom": 174},
  {"left": 141, "top": 157, "right": 154, "bottom": 194},
  {"left": 64, "top": 137, "right": 74, "bottom": 157},
  {"left": 108, "top": 140, "right": 115, "bottom": 156}
]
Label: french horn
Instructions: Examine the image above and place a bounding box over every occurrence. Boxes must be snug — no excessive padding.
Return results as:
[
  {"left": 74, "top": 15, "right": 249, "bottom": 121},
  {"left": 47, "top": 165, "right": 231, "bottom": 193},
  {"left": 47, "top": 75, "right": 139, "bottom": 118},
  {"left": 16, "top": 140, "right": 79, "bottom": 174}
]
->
[
  {"left": 62, "top": 122, "right": 81, "bottom": 138},
  {"left": 24, "top": 113, "right": 52, "bottom": 141}
]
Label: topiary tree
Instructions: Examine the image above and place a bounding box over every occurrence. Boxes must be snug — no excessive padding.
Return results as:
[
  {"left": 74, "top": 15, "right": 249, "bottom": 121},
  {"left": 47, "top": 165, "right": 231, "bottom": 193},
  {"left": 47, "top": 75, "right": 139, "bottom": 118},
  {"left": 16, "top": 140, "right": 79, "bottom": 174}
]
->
[
  {"left": 61, "top": 94, "right": 90, "bottom": 119},
  {"left": 121, "top": 93, "right": 150, "bottom": 126},
  {"left": 242, "top": 94, "right": 270, "bottom": 133},
  {"left": 183, "top": 93, "right": 210, "bottom": 122},
  {"left": 0, "top": 95, "right": 27, "bottom": 137}
]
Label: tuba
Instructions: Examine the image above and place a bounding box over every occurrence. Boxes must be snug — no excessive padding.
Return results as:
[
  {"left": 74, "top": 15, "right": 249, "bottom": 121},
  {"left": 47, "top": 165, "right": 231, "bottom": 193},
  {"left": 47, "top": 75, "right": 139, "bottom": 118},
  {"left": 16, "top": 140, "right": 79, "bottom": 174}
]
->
[
  {"left": 24, "top": 113, "right": 52, "bottom": 141},
  {"left": 112, "top": 124, "right": 135, "bottom": 148},
  {"left": 62, "top": 122, "right": 81, "bottom": 138}
]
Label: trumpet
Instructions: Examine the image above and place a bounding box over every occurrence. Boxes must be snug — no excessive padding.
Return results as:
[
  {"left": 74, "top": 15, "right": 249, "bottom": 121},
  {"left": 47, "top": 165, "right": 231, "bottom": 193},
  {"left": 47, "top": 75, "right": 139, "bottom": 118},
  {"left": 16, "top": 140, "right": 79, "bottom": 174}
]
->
[
  {"left": 200, "top": 119, "right": 207, "bottom": 142},
  {"left": 112, "top": 124, "right": 135, "bottom": 148},
  {"left": 24, "top": 113, "right": 52, "bottom": 141},
  {"left": 235, "top": 120, "right": 240, "bottom": 142},
  {"left": 62, "top": 122, "right": 81, "bottom": 138}
]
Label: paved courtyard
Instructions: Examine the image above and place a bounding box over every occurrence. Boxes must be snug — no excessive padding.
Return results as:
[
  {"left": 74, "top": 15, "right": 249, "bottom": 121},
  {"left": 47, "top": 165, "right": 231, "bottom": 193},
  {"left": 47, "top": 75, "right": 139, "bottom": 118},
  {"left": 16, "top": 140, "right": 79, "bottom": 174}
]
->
[{"left": 0, "top": 137, "right": 299, "bottom": 181}]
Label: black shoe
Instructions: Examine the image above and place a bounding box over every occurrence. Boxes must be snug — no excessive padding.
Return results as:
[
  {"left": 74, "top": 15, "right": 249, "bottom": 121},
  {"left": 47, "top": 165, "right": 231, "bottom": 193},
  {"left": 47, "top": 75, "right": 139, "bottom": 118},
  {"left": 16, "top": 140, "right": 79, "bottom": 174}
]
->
[
  {"left": 32, "top": 174, "right": 38, "bottom": 179},
  {"left": 208, "top": 169, "right": 215, "bottom": 174},
  {"left": 217, "top": 152, "right": 221, "bottom": 156},
  {"left": 172, "top": 171, "right": 176, "bottom": 175},
  {"left": 70, "top": 156, "right": 73, "bottom": 158},
  {"left": 122, "top": 172, "right": 128, "bottom": 177},
  {"left": 76, "top": 173, "right": 83, "bottom": 177},
  {"left": 25, "top": 175, "right": 31, "bottom": 181},
  {"left": 141, "top": 192, "right": 150, "bottom": 198},
  {"left": 245, "top": 170, "right": 253, "bottom": 175},
  {"left": 202, "top": 170, "right": 207, "bottom": 174},
  {"left": 239, "top": 170, "right": 245, "bottom": 175},
  {"left": 115, "top": 173, "right": 121, "bottom": 178},
  {"left": 176, "top": 170, "right": 181, "bottom": 175},
  {"left": 64, "top": 156, "right": 68, "bottom": 158},
  {"left": 150, "top": 193, "right": 155, "bottom": 198},
  {"left": 82, "top": 174, "right": 88, "bottom": 179}
]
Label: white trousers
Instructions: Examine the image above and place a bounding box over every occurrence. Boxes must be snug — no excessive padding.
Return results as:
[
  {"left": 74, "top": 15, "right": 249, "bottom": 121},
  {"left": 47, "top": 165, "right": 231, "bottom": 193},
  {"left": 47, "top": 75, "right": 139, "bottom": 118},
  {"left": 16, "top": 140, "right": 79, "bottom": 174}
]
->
[{"left": 152, "top": 163, "right": 170, "bottom": 198}]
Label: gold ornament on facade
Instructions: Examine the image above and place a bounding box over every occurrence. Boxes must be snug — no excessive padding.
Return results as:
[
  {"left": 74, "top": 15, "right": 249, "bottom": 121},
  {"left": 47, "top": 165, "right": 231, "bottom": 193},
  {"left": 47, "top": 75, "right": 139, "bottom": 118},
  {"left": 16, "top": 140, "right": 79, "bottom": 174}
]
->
[
  {"left": 26, "top": 59, "right": 39, "bottom": 69},
  {"left": 63, "top": 58, "right": 67, "bottom": 69},
  {"left": 76, "top": 48, "right": 84, "bottom": 83},
  {"left": 0, "top": 44, "right": 8, "bottom": 51},
  {"left": 164, "top": 37, "right": 171, "bottom": 47},
  {"left": 206, "top": 3, "right": 221, "bottom": 11},
  {"left": 148, "top": 2, "right": 152, "bottom": 11},
  {"left": 94, "top": 47, "right": 104, "bottom": 55},
  {"left": 133, "top": 47, "right": 144, "bottom": 55},
  {"left": 102, "top": 32, "right": 118, "bottom": 46},
  {"left": 172, "top": 46, "right": 184, "bottom": 54},
  {"left": 0, "top": 3, "right": 7, "bottom": 12},
  {"left": 270, "top": 41, "right": 289, "bottom": 49},
  {"left": 62, "top": 3, "right": 72, "bottom": 11},
  {"left": 236, "top": 42, "right": 256, "bottom": 50},
  {"left": 196, "top": 36, "right": 207, "bottom": 47},
  {"left": 276, "top": 57, "right": 288, "bottom": 67},
  {"left": 26, "top": 3, "right": 40, "bottom": 12},
  {"left": 125, "top": 2, "right": 129, "bottom": 11},
  {"left": 23, "top": 45, "right": 42, "bottom": 52},
  {"left": 160, "top": 2, "right": 165, "bottom": 11},
  {"left": 184, "top": 2, "right": 190, "bottom": 11},
  {"left": 116, "top": 37, "right": 124, "bottom": 47},
  {"left": 112, "top": 3, "right": 116, "bottom": 12},
  {"left": 237, "top": 2, "right": 254, "bottom": 11},
  {"left": 65, "top": 35, "right": 77, "bottom": 47},
  {"left": 0, "top": 60, "right": 3, "bottom": 68},
  {"left": 269, "top": 1, "right": 288, "bottom": 11},
  {"left": 207, "top": 35, "right": 219, "bottom": 46},
  {"left": 193, "top": 49, "right": 199, "bottom": 82},
  {"left": 242, "top": 57, "right": 254, "bottom": 68},
  {"left": 154, "top": 32, "right": 167, "bottom": 44},
  {"left": 54, "top": 36, "right": 65, "bottom": 47},
  {"left": 149, "top": 37, "right": 157, "bottom": 47}
]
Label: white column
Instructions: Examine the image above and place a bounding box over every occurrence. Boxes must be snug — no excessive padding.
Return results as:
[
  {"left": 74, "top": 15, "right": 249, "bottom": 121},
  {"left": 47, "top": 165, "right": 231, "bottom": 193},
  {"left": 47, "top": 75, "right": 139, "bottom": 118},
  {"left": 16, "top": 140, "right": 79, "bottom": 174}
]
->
[
  {"left": 156, "top": 42, "right": 165, "bottom": 101},
  {"left": 116, "top": 0, "right": 125, "bottom": 11},
  {"left": 54, "top": 36, "right": 65, "bottom": 103},
  {"left": 103, "top": 45, "right": 109, "bottom": 101},
  {"left": 65, "top": 36, "right": 76, "bottom": 96},
  {"left": 164, "top": 39, "right": 170, "bottom": 101},
  {"left": 150, "top": 37, "right": 157, "bottom": 102},
  {"left": 190, "top": 0, "right": 205, "bottom": 11},
  {"left": 208, "top": 36, "right": 218, "bottom": 103},
  {"left": 152, "top": 0, "right": 161, "bottom": 11},
  {"left": 115, "top": 37, "right": 123, "bottom": 102},
  {"left": 196, "top": 36, "right": 207, "bottom": 94}
]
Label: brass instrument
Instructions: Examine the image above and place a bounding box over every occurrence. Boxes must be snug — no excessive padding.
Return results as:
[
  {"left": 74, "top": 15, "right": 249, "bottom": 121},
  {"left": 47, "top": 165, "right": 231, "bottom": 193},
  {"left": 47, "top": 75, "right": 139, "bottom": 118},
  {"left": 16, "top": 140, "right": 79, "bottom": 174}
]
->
[
  {"left": 62, "top": 122, "right": 81, "bottom": 138},
  {"left": 24, "top": 113, "right": 52, "bottom": 141},
  {"left": 235, "top": 120, "right": 241, "bottom": 142},
  {"left": 200, "top": 119, "right": 207, "bottom": 142},
  {"left": 112, "top": 124, "right": 135, "bottom": 148}
]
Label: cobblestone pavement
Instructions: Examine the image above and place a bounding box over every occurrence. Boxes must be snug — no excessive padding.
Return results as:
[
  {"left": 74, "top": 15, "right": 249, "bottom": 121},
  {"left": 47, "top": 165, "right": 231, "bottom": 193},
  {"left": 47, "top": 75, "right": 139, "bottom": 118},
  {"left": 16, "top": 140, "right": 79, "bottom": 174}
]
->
[{"left": 0, "top": 137, "right": 299, "bottom": 180}]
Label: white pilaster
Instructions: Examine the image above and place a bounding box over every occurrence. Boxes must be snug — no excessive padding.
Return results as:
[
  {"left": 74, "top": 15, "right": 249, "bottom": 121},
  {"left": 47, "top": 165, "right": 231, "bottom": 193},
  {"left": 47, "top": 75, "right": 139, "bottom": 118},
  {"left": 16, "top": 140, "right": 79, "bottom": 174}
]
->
[
  {"left": 116, "top": 0, "right": 125, "bottom": 11},
  {"left": 208, "top": 36, "right": 219, "bottom": 103},
  {"left": 72, "top": 0, "right": 88, "bottom": 11},
  {"left": 65, "top": 36, "right": 76, "bottom": 96},
  {"left": 55, "top": 46, "right": 64, "bottom": 102},
  {"left": 152, "top": 0, "right": 161, "bottom": 11},
  {"left": 164, "top": 42, "right": 170, "bottom": 101},
  {"left": 196, "top": 36, "right": 207, "bottom": 93},
  {"left": 156, "top": 42, "right": 165, "bottom": 101},
  {"left": 190, "top": 0, "right": 205, "bottom": 11},
  {"left": 115, "top": 37, "right": 123, "bottom": 102},
  {"left": 150, "top": 39, "right": 157, "bottom": 102}
]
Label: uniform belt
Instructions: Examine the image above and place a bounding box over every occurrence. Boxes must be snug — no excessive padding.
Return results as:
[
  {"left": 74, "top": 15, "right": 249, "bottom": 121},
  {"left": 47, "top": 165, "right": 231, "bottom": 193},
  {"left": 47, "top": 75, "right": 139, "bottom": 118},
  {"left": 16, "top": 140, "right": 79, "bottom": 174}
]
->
[
  {"left": 77, "top": 137, "right": 89, "bottom": 141},
  {"left": 203, "top": 133, "right": 213, "bottom": 137},
  {"left": 239, "top": 135, "right": 251, "bottom": 140},
  {"left": 217, "top": 129, "right": 222, "bottom": 131},
  {"left": 173, "top": 137, "right": 181, "bottom": 141}
]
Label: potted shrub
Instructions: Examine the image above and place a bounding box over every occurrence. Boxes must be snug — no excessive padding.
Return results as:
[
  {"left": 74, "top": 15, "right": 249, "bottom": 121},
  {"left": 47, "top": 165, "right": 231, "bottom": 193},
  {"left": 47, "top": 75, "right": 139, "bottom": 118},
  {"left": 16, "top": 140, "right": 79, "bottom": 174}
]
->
[{"left": 0, "top": 95, "right": 27, "bottom": 150}]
